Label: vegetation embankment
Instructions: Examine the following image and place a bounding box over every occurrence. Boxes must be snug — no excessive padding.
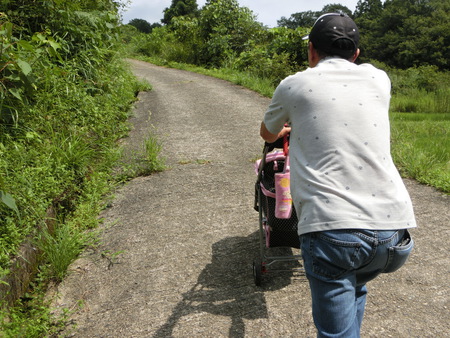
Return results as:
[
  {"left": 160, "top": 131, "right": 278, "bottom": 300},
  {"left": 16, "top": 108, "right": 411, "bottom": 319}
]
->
[
  {"left": 125, "top": 0, "right": 449, "bottom": 193},
  {"left": 0, "top": 0, "right": 165, "bottom": 335}
]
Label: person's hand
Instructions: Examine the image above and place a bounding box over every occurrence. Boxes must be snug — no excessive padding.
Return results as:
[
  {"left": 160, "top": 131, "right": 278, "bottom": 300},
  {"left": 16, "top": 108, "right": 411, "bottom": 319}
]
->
[
  {"left": 278, "top": 125, "right": 291, "bottom": 139},
  {"left": 260, "top": 122, "right": 291, "bottom": 143}
]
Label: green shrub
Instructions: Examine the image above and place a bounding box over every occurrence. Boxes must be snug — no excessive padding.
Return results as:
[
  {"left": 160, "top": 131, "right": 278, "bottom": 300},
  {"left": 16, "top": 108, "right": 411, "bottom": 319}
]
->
[
  {"left": 0, "top": 0, "right": 141, "bottom": 286},
  {"left": 233, "top": 48, "right": 296, "bottom": 85},
  {"left": 265, "top": 27, "right": 309, "bottom": 67}
]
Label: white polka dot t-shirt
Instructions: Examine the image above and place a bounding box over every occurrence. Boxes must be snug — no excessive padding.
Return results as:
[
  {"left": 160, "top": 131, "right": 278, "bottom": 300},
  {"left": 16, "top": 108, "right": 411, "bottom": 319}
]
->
[{"left": 264, "top": 57, "right": 417, "bottom": 235}]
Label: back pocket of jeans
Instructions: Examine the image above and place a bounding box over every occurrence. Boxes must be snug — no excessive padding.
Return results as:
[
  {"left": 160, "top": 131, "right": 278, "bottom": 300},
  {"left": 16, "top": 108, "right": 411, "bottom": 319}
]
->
[{"left": 383, "top": 230, "right": 414, "bottom": 273}]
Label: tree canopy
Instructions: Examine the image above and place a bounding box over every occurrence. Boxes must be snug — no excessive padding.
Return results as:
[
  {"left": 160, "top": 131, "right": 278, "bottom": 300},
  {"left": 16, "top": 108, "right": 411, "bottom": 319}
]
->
[
  {"left": 276, "top": 0, "right": 449, "bottom": 69},
  {"left": 127, "top": 18, "right": 161, "bottom": 33},
  {"left": 277, "top": 4, "right": 353, "bottom": 29},
  {"left": 354, "top": 0, "right": 449, "bottom": 69},
  {"left": 114, "top": 0, "right": 450, "bottom": 70},
  {"left": 162, "top": 0, "right": 199, "bottom": 25},
  {"left": 128, "top": 18, "right": 152, "bottom": 33}
]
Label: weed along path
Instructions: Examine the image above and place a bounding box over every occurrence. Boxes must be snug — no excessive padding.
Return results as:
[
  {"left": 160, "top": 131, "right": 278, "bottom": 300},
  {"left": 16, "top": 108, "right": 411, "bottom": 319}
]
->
[{"left": 51, "top": 59, "right": 449, "bottom": 337}]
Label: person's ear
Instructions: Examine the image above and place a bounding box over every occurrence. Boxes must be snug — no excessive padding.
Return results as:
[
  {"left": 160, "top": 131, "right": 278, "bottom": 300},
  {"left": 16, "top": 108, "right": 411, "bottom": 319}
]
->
[
  {"left": 308, "top": 42, "right": 320, "bottom": 67},
  {"left": 350, "top": 48, "right": 360, "bottom": 63}
]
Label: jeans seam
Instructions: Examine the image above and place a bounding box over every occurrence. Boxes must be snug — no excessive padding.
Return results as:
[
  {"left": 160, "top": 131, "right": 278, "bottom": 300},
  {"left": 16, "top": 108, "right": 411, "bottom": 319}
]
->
[
  {"left": 350, "top": 230, "right": 399, "bottom": 245},
  {"left": 316, "top": 232, "right": 363, "bottom": 248}
]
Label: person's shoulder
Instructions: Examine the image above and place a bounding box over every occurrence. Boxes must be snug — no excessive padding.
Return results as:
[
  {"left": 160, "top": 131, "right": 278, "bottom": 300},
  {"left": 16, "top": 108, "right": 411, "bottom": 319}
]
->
[
  {"left": 276, "top": 72, "right": 299, "bottom": 89},
  {"left": 357, "top": 63, "right": 390, "bottom": 82},
  {"left": 279, "top": 68, "right": 315, "bottom": 85},
  {"left": 358, "top": 63, "right": 388, "bottom": 75}
]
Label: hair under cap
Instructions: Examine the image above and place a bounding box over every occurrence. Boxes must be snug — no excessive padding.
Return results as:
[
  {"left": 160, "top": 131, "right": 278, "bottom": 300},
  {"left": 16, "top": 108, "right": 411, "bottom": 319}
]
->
[{"left": 303, "top": 13, "right": 359, "bottom": 58}]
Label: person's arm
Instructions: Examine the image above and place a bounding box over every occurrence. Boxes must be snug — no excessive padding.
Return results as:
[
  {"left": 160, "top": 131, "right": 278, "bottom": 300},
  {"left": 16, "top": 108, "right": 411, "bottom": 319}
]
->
[
  {"left": 260, "top": 122, "right": 291, "bottom": 143},
  {"left": 261, "top": 78, "right": 291, "bottom": 143}
]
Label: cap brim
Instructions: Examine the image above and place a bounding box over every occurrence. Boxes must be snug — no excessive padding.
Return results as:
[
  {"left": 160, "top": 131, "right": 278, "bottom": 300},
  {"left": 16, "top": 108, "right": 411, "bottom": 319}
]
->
[{"left": 302, "top": 34, "right": 309, "bottom": 41}]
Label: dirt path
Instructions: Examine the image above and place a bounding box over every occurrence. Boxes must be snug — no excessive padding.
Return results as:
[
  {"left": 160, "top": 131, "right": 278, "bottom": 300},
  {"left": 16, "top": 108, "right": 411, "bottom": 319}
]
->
[{"left": 51, "top": 59, "right": 449, "bottom": 337}]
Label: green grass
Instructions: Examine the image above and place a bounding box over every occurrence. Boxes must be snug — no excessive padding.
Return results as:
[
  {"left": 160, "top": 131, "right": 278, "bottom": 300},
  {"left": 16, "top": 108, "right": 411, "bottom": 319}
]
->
[
  {"left": 390, "top": 88, "right": 450, "bottom": 115},
  {"left": 37, "top": 223, "right": 90, "bottom": 282},
  {"left": 114, "top": 132, "right": 167, "bottom": 180},
  {"left": 132, "top": 55, "right": 277, "bottom": 97},
  {"left": 391, "top": 113, "right": 450, "bottom": 121},
  {"left": 142, "top": 133, "right": 166, "bottom": 173},
  {"left": 391, "top": 114, "right": 450, "bottom": 192},
  {"left": 0, "top": 40, "right": 151, "bottom": 338}
]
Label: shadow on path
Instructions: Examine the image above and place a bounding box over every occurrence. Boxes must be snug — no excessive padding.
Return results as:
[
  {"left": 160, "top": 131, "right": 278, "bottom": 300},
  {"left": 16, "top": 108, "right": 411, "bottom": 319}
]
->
[{"left": 153, "top": 232, "right": 301, "bottom": 337}]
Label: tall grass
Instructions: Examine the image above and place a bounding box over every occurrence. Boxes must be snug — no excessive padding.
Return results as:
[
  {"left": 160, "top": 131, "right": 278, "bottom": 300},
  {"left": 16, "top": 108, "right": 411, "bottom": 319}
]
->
[
  {"left": 387, "top": 64, "right": 450, "bottom": 193},
  {"left": 37, "top": 223, "right": 90, "bottom": 282},
  {"left": 390, "top": 116, "right": 450, "bottom": 192},
  {"left": 391, "top": 88, "right": 450, "bottom": 114},
  {"left": 0, "top": 3, "right": 153, "bottom": 334},
  {"left": 143, "top": 133, "right": 166, "bottom": 173}
]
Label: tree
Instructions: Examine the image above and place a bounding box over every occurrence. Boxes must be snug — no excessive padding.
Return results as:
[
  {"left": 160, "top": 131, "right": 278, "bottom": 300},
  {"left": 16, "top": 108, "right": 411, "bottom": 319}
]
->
[
  {"left": 354, "top": 0, "right": 383, "bottom": 19},
  {"left": 322, "top": 4, "right": 353, "bottom": 17},
  {"left": 128, "top": 18, "right": 152, "bottom": 33},
  {"left": 197, "top": 0, "right": 262, "bottom": 66},
  {"left": 1, "top": 0, "right": 120, "bottom": 34},
  {"left": 353, "top": 0, "right": 384, "bottom": 62},
  {"left": 162, "top": 0, "right": 198, "bottom": 25},
  {"left": 277, "top": 11, "right": 317, "bottom": 29},
  {"left": 277, "top": 4, "right": 352, "bottom": 29},
  {"left": 356, "top": 0, "right": 449, "bottom": 69},
  {"left": 265, "top": 27, "right": 309, "bottom": 67}
]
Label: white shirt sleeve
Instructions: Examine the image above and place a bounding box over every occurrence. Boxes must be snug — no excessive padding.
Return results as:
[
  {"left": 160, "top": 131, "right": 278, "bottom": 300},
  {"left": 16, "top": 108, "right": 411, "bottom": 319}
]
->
[{"left": 263, "top": 80, "right": 290, "bottom": 134}]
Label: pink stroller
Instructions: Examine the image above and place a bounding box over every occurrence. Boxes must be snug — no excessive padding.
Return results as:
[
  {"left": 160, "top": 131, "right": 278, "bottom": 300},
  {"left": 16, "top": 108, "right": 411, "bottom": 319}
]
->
[{"left": 253, "top": 136, "right": 302, "bottom": 286}]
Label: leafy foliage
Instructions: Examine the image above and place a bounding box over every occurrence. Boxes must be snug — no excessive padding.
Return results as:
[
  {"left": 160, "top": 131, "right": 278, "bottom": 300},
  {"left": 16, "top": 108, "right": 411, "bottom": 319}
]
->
[
  {"left": 0, "top": 15, "right": 60, "bottom": 126},
  {"left": 355, "top": 0, "right": 450, "bottom": 70},
  {"left": 162, "top": 0, "right": 199, "bottom": 25},
  {"left": 277, "top": 11, "right": 318, "bottom": 29},
  {"left": 126, "top": 0, "right": 449, "bottom": 72},
  {"left": 275, "top": 0, "right": 449, "bottom": 70},
  {"left": 0, "top": 190, "right": 19, "bottom": 218},
  {"left": 196, "top": 0, "right": 263, "bottom": 67},
  {"left": 277, "top": 4, "right": 353, "bottom": 29},
  {"left": 127, "top": 18, "right": 161, "bottom": 33},
  {"left": 0, "top": 0, "right": 142, "bottom": 308}
]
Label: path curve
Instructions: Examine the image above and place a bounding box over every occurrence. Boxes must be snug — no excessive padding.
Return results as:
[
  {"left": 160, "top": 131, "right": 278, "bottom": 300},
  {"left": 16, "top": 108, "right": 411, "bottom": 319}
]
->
[{"left": 51, "top": 59, "right": 449, "bottom": 337}]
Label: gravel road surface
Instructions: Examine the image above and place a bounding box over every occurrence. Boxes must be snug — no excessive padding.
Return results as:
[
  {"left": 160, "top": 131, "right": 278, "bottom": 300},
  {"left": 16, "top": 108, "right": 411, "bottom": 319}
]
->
[{"left": 51, "top": 59, "right": 449, "bottom": 337}]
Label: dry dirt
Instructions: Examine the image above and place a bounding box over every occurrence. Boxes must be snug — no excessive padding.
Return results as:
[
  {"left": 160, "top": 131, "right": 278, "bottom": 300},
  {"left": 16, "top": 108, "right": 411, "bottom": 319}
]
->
[{"left": 50, "top": 59, "right": 449, "bottom": 337}]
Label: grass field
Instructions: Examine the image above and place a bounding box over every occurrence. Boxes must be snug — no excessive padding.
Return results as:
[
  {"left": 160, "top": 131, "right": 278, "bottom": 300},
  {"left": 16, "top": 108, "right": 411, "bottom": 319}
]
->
[{"left": 390, "top": 113, "right": 449, "bottom": 192}]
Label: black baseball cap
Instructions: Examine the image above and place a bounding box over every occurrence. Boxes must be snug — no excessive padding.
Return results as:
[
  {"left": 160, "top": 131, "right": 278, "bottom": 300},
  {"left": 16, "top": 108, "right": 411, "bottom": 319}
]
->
[{"left": 303, "top": 13, "right": 359, "bottom": 58}]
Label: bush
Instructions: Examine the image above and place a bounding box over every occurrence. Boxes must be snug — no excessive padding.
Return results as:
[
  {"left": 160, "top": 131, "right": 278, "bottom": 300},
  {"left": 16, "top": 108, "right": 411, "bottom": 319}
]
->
[
  {"left": 233, "top": 48, "right": 296, "bottom": 85},
  {"left": 265, "top": 27, "right": 309, "bottom": 67},
  {"left": 0, "top": 0, "right": 140, "bottom": 286}
]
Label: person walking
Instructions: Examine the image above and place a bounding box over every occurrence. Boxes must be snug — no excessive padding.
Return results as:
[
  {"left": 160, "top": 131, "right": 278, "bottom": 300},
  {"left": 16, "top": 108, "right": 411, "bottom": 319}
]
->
[{"left": 260, "top": 13, "right": 416, "bottom": 338}]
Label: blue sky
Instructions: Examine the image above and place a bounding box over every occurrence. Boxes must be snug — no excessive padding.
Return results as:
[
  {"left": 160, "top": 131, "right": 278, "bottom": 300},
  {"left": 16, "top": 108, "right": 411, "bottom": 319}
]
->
[{"left": 120, "top": 0, "right": 362, "bottom": 27}]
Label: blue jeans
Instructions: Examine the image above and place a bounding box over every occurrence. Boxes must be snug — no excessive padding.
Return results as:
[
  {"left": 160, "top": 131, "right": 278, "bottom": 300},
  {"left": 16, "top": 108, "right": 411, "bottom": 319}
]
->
[{"left": 300, "top": 229, "right": 413, "bottom": 338}]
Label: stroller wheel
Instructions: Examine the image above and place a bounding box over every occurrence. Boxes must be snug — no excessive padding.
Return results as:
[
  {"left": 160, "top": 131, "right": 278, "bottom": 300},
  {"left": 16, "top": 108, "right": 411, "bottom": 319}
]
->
[{"left": 253, "top": 260, "right": 263, "bottom": 286}]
